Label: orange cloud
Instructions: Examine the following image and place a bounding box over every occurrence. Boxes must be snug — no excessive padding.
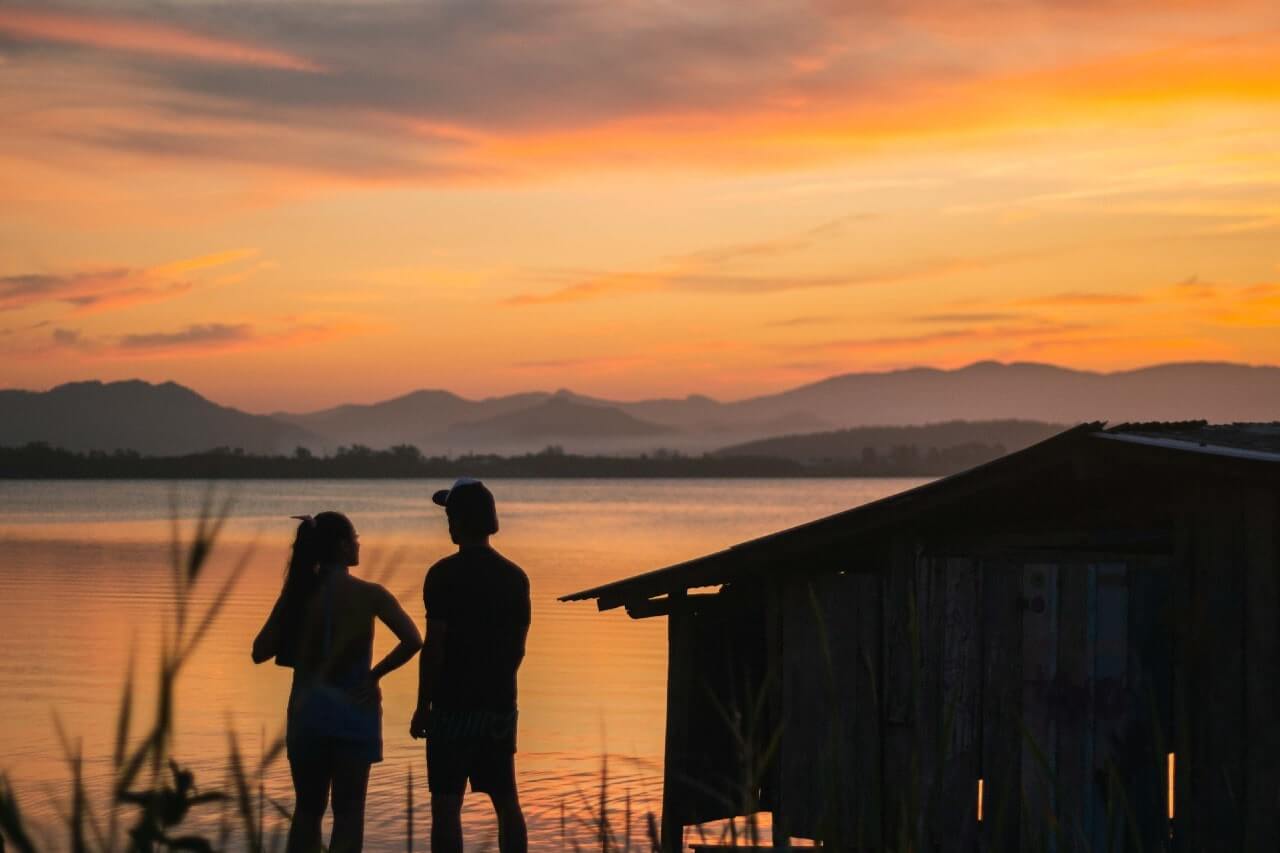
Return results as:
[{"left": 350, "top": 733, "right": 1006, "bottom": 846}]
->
[
  {"left": 472, "top": 35, "right": 1280, "bottom": 178},
  {"left": 0, "top": 8, "right": 321, "bottom": 71},
  {"left": 23, "top": 320, "right": 363, "bottom": 361},
  {"left": 1210, "top": 282, "right": 1280, "bottom": 327},
  {"left": 1018, "top": 292, "right": 1147, "bottom": 307},
  {"left": 796, "top": 322, "right": 1093, "bottom": 355},
  {"left": 0, "top": 250, "right": 258, "bottom": 314},
  {"left": 505, "top": 251, "right": 1035, "bottom": 306},
  {"left": 0, "top": 268, "right": 191, "bottom": 313}
]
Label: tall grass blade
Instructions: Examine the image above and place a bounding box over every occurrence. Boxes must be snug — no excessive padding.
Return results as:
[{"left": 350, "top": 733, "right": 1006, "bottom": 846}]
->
[
  {"left": 0, "top": 774, "right": 39, "bottom": 853},
  {"left": 623, "top": 789, "right": 631, "bottom": 853},
  {"left": 407, "top": 766, "right": 414, "bottom": 853},
  {"left": 227, "top": 729, "right": 262, "bottom": 853},
  {"left": 176, "top": 547, "right": 252, "bottom": 669},
  {"left": 51, "top": 716, "right": 107, "bottom": 853}
]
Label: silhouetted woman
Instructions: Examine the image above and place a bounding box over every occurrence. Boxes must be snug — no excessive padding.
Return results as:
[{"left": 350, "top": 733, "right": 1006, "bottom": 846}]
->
[{"left": 253, "top": 512, "right": 422, "bottom": 853}]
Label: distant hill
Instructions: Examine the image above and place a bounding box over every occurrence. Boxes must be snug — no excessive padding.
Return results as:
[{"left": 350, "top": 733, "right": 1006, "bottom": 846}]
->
[
  {"left": 448, "top": 397, "right": 674, "bottom": 447},
  {"left": 0, "top": 380, "right": 315, "bottom": 455},
  {"left": 715, "top": 420, "right": 1066, "bottom": 462},
  {"left": 273, "top": 389, "right": 548, "bottom": 450},
  {"left": 722, "top": 362, "right": 1280, "bottom": 426}
]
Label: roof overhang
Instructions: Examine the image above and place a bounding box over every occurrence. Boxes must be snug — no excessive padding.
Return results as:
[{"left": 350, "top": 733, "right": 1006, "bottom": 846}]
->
[{"left": 560, "top": 421, "right": 1280, "bottom": 612}]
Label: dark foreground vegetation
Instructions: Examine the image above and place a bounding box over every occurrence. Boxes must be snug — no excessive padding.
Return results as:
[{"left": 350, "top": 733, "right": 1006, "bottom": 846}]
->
[{"left": 0, "top": 441, "right": 1014, "bottom": 479}]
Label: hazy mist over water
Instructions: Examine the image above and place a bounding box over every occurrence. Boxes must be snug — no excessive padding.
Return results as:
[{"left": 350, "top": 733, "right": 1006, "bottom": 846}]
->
[{"left": 0, "top": 478, "right": 925, "bottom": 849}]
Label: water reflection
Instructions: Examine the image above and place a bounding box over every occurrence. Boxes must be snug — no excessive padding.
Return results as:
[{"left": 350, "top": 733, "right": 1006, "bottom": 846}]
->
[{"left": 0, "top": 478, "right": 923, "bottom": 849}]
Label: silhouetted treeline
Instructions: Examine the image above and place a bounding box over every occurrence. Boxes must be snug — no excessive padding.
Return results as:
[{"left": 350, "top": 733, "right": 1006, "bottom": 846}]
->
[
  {"left": 0, "top": 441, "right": 1014, "bottom": 479},
  {"left": 714, "top": 418, "right": 1065, "bottom": 462}
]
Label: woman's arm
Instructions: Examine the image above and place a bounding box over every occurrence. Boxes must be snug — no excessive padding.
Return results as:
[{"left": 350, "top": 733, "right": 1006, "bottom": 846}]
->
[
  {"left": 369, "top": 586, "right": 423, "bottom": 681},
  {"left": 251, "top": 597, "right": 285, "bottom": 664},
  {"left": 409, "top": 618, "right": 447, "bottom": 738}
]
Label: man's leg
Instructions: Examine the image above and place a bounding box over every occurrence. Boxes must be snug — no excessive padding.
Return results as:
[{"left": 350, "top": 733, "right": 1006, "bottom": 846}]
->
[
  {"left": 487, "top": 790, "right": 527, "bottom": 853},
  {"left": 430, "top": 793, "right": 464, "bottom": 853},
  {"left": 476, "top": 745, "right": 525, "bottom": 853},
  {"left": 427, "top": 738, "right": 467, "bottom": 853}
]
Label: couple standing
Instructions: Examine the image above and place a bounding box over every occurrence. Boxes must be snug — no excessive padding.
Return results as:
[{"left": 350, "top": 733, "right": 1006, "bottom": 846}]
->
[{"left": 251, "top": 479, "right": 531, "bottom": 853}]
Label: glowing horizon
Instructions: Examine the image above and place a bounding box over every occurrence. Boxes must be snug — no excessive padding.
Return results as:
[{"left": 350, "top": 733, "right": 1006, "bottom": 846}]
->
[{"left": 2, "top": 0, "right": 1278, "bottom": 411}]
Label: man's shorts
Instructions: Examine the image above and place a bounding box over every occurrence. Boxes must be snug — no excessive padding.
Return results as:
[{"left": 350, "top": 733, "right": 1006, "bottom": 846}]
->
[{"left": 426, "top": 736, "right": 517, "bottom": 796}]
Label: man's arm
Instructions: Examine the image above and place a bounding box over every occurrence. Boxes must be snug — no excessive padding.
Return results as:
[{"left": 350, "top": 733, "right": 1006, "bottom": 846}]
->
[{"left": 410, "top": 618, "right": 447, "bottom": 739}]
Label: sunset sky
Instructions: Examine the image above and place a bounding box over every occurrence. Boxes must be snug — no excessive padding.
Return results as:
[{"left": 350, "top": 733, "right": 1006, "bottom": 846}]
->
[{"left": 2, "top": 0, "right": 1278, "bottom": 412}]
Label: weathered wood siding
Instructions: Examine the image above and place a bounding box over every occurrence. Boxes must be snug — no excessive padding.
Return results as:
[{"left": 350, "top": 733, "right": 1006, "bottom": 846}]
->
[
  {"left": 664, "top": 482, "right": 1280, "bottom": 851},
  {"left": 763, "top": 491, "right": 1278, "bottom": 851}
]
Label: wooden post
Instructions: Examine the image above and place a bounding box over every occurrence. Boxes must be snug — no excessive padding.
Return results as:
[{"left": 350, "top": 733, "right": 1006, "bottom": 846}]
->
[
  {"left": 1021, "top": 562, "right": 1058, "bottom": 851},
  {"left": 914, "top": 553, "right": 944, "bottom": 847},
  {"left": 1055, "top": 561, "right": 1094, "bottom": 844},
  {"left": 766, "top": 579, "right": 790, "bottom": 851},
  {"left": 852, "top": 569, "right": 884, "bottom": 850},
  {"left": 1191, "top": 493, "right": 1245, "bottom": 853},
  {"left": 881, "top": 537, "right": 917, "bottom": 848},
  {"left": 938, "top": 557, "right": 981, "bottom": 853},
  {"left": 662, "top": 589, "right": 691, "bottom": 853},
  {"left": 1243, "top": 489, "right": 1279, "bottom": 851},
  {"left": 1127, "top": 559, "right": 1174, "bottom": 849},
  {"left": 980, "top": 558, "right": 1023, "bottom": 852},
  {"left": 1091, "top": 561, "right": 1128, "bottom": 853}
]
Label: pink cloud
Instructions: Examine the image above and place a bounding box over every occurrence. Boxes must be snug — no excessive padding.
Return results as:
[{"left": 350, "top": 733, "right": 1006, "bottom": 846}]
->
[{"left": 0, "top": 7, "right": 321, "bottom": 71}]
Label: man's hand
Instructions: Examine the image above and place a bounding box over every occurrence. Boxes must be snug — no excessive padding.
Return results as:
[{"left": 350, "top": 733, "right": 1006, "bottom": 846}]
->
[{"left": 409, "top": 706, "right": 430, "bottom": 740}]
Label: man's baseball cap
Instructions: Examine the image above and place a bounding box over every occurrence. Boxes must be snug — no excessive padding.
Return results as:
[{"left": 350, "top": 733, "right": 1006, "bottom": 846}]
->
[{"left": 432, "top": 477, "right": 499, "bottom": 535}]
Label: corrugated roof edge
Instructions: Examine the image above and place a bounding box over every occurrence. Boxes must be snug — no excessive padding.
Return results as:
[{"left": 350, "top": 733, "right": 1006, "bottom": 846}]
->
[
  {"left": 1094, "top": 431, "right": 1280, "bottom": 463},
  {"left": 559, "top": 421, "right": 1106, "bottom": 605}
]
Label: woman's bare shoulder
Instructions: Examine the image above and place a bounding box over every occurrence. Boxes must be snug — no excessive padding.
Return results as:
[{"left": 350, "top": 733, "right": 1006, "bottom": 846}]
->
[{"left": 343, "top": 574, "right": 395, "bottom": 603}]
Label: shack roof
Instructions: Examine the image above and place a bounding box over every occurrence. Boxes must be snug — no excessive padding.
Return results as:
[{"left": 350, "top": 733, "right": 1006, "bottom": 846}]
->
[{"left": 561, "top": 421, "right": 1280, "bottom": 610}]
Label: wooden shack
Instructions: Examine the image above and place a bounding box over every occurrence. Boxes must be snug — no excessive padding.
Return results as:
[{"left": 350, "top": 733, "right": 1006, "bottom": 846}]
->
[{"left": 561, "top": 422, "right": 1280, "bottom": 852}]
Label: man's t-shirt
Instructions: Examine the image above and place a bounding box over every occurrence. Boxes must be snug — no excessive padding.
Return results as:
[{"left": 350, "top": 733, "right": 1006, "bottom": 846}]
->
[{"left": 423, "top": 545, "right": 531, "bottom": 712}]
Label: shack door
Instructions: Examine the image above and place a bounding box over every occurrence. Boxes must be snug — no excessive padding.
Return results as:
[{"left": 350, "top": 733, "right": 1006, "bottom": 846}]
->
[{"left": 986, "top": 559, "right": 1172, "bottom": 853}]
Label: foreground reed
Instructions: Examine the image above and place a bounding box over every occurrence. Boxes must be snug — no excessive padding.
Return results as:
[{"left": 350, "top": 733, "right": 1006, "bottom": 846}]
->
[{"left": 0, "top": 494, "right": 278, "bottom": 853}]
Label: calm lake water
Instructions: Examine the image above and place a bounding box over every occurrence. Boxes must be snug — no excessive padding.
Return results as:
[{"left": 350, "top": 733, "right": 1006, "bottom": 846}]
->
[{"left": 0, "top": 478, "right": 925, "bottom": 850}]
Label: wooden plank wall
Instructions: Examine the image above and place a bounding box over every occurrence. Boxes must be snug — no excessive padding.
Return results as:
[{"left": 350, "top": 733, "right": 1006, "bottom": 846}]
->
[
  {"left": 1176, "top": 486, "right": 1245, "bottom": 853},
  {"left": 1092, "top": 561, "right": 1129, "bottom": 853},
  {"left": 1243, "top": 488, "right": 1280, "bottom": 850},
  {"left": 1055, "top": 561, "right": 1094, "bottom": 850},
  {"left": 1173, "top": 485, "right": 1280, "bottom": 852},
  {"left": 760, "top": 483, "right": 1279, "bottom": 852},
  {"left": 980, "top": 558, "right": 1024, "bottom": 852},
  {"left": 780, "top": 574, "right": 851, "bottom": 840},
  {"left": 937, "top": 557, "right": 981, "bottom": 852},
  {"left": 1021, "top": 561, "right": 1059, "bottom": 851},
  {"left": 778, "top": 569, "right": 881, "bottom": 847},
  {"left": 1127, "top": 560, "right": 1174, "bottom": 850},
  {"left": 881, "top": 536, "right": 919, "bottom": 845}
]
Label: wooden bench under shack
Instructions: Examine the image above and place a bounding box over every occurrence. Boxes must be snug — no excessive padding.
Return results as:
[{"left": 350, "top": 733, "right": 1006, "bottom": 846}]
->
[{"left": 561, "top": 422, "right": 1280, "bottom": 852}]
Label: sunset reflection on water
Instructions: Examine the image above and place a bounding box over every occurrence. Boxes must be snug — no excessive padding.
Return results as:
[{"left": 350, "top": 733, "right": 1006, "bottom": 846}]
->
[{"left": 0, "top": 478, "right": 922, "bottom": 849}]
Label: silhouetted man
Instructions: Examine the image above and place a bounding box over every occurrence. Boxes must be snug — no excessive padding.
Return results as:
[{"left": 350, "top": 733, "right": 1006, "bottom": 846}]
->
[{"left": 410, "top": 478, "right": 530, "bottom": 853}]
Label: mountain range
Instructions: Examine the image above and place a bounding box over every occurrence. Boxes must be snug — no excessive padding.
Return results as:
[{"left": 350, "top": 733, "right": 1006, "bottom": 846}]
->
[
  {"left": 0, "top": 380, "right": 314, "bottom": 456},
  {"left": 3, "top": 361, "right": 1279, "bottom": 456}
]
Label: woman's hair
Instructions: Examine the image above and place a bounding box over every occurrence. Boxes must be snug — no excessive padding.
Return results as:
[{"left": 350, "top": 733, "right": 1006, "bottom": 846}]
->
[{"left": 275, "top": 511, "right": 354, "bottom": 667}]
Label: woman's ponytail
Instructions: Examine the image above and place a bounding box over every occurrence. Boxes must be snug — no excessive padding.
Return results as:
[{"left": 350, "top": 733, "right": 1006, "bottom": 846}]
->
[{"left": 275, "top": 511, "right": 353, "bottom": 667}]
